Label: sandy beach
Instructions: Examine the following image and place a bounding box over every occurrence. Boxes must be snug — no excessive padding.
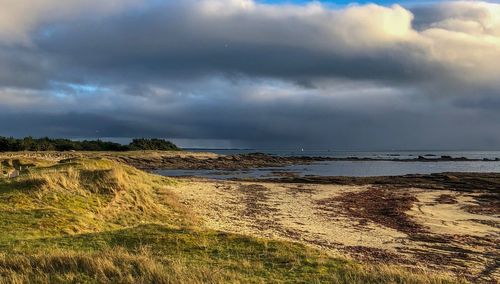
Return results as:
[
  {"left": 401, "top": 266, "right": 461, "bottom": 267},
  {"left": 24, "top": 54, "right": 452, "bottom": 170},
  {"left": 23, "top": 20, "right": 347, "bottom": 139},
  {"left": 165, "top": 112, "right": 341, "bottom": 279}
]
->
[{"left": 169, "top": 177, "right": 499, "bottom": 282}]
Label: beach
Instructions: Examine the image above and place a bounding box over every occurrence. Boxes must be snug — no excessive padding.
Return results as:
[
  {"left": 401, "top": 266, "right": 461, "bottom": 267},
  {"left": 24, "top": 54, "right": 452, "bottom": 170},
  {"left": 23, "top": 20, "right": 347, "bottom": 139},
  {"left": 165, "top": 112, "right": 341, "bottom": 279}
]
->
[
  {"left": 0, "top": 151, "right": 498, "bottom": 282},
  {"left": 168, "top": 175, "right": 499, "bottom": 282}
]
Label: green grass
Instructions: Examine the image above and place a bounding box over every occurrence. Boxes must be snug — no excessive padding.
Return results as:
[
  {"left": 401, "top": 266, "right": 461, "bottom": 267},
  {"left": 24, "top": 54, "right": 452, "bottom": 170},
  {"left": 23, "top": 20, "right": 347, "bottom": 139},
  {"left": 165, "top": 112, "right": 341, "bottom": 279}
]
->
[{"left": 0, "top": 157, "right": 464, "bottom": 283}]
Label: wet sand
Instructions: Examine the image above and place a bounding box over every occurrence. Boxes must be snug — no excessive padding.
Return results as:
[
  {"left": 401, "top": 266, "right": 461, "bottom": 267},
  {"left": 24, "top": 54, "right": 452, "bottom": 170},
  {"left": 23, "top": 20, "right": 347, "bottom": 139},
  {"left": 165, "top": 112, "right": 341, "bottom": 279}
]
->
[{"left": 168, "top": 177, "right": 499, "bottom": 282}]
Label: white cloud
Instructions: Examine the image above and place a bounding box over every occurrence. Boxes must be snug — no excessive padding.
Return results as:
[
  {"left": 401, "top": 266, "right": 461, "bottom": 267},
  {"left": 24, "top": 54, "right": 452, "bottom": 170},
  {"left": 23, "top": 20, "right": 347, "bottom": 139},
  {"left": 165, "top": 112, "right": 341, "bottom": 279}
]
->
[
  {"left": 0, "top": 0, "right": 142, "bottom": 44},
  {"left": 193, "top": 0, "right": 500, "bottom": 86}
]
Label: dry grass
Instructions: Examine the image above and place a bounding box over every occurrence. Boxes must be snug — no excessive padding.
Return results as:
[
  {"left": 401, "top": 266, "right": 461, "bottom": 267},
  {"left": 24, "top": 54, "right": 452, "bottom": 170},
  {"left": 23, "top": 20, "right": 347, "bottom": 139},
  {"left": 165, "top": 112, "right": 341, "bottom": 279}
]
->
[
  {"left": 0, "top": 247, "right": 462, "bottom": 284},
  {"left": 0, "top": 151, "right": 218, "bottom": 163},
  {"left": 0, "top": 248, "right": 237, "bottom": 284},
  {"left": 0, "top": 158, "right": 189, "bottom": 241}
]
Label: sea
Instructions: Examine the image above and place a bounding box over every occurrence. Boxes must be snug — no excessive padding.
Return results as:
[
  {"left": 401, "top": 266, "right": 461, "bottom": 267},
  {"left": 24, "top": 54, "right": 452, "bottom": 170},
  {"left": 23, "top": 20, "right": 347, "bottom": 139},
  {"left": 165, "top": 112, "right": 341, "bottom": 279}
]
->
[{"left": 155, "top": 150, "right": 500, "bottom": 179}]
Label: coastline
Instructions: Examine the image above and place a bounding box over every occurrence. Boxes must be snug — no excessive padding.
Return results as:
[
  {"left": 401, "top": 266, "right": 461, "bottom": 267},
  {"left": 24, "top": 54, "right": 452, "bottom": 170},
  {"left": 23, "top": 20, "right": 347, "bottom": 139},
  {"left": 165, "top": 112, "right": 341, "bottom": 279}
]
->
[
  {"left": 2, "top": 151, "right": 499, "bottom": 171},
  {"left": 1, "top": 151, "right": 499, "bottom": 282},
  {"left": 114, "top": 152, "right": 500, "bottom": 170}
]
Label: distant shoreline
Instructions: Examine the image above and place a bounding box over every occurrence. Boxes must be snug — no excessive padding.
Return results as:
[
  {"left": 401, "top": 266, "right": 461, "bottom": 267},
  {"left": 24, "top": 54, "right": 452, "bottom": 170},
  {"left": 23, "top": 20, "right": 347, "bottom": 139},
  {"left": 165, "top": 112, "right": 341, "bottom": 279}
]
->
[
  {"left": 113, "top": 152, "right": 500, "bottom": 170},
  {"left": 2, "top": 151, "right": 498, "bottom": 172}
]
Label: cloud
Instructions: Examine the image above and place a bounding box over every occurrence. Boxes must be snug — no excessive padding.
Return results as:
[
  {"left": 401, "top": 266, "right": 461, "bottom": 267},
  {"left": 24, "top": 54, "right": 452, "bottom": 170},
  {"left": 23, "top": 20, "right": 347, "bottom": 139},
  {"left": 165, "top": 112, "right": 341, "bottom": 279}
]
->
[
  {"left": 0, "top": 0, "right": 499, "bottom": 149},
  {"left": 17, "top": 0, "right": 496, "bottom": 92},
  {"left": 0, "top": 0, "right": 143, "bottom": 45},
  {"left": 33, "top": 1, "right": 425, "bottom": 84}
]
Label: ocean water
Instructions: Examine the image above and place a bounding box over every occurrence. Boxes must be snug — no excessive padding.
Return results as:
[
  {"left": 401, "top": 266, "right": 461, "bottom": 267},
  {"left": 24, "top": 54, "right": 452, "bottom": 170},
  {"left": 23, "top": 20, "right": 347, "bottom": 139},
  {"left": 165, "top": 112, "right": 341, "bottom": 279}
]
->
[
  {"left": 185, "top": 149, "right": 500, "bottom": 160},
  {"left": 156, "top": 150, "right": 500, "bottom": 179}
]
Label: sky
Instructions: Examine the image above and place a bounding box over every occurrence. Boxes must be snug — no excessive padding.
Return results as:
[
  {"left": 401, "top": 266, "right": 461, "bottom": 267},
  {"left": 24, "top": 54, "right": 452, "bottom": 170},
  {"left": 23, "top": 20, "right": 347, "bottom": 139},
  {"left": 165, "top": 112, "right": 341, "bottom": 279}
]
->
[{"left": 1, "top": 0, "right": 500, "bottom": 150}]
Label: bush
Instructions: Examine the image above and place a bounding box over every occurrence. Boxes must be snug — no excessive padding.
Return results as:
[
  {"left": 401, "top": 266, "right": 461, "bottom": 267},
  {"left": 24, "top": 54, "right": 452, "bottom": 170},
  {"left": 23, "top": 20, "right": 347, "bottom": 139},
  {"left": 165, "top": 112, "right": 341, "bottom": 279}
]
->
[{"left": 129, "top": 138, "right": 179, "bottom": 151}]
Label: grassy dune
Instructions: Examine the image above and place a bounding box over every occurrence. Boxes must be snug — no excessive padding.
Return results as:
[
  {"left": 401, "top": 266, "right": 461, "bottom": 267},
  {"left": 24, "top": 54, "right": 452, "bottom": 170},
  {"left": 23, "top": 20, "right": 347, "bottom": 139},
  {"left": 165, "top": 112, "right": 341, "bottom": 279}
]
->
[{"left": 0, "top": 157, "right": 463, "bottom": 283}]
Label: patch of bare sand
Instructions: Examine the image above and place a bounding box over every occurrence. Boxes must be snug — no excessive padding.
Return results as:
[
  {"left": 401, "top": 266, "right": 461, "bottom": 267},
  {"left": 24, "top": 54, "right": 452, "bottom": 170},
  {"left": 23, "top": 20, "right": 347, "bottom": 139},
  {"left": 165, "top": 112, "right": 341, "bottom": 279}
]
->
[
  {"left": 170, "top": 180, "right": 404, "bottom": 248},
  {"left": 409, "top": 191, "right": 498, "bottom": 237},
  {"left": 167, "top": 179, "right": 499, "bottom": 282}
]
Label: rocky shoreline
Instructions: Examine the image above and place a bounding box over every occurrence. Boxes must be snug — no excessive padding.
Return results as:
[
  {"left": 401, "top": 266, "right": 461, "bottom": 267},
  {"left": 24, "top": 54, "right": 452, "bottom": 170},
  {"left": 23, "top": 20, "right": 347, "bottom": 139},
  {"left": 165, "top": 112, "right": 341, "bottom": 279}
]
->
[
  {"left": 2, "top": 151, "right": 499, "bottom": 171},
  {"left": 111, "top": 152, "right": 500, "bottom": 170},
  {"left": 237, "top": 172, "right": 500, "bottom": 193}
]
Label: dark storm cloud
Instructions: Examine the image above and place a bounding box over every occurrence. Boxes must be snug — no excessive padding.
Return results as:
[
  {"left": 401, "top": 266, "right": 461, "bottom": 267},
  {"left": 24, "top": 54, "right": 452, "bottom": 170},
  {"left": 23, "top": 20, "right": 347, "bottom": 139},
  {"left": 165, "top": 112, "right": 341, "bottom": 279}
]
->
[
  {"left": 0, "top": 46, "right": 54, "bottom": 89},
  {"left": 35, "top": 9, "right": 429, "bottom": 86},
  {"left": 0, "top": 112, "right": 146, "bottom": 138},
  {"left": 31, "top": 1, "right": 439, "bottom": 88},
  {"left": 1, "top": 0, "right": 500, "bottom": 149},
  {"left": 3, "top": 85, "right": 499, "bottom": 150}
]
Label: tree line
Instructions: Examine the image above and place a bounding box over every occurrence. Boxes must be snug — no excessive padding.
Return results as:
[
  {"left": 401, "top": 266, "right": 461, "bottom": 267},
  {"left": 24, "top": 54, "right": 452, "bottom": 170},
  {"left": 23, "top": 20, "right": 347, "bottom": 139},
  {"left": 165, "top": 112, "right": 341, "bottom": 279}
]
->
[{"left": 0, "top": 137, "right": 180, "bottom": 152}]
